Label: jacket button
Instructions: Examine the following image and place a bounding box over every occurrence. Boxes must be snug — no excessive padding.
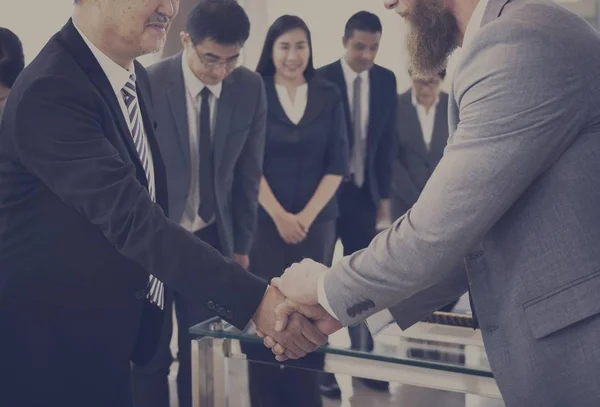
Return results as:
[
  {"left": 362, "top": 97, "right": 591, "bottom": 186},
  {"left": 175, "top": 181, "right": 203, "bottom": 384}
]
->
[
  {"left": 207, "top": 301, "right": 215, "bottom": 310},
  {"left": 347, "top": 307, "right": 357, "bottom": 318}
]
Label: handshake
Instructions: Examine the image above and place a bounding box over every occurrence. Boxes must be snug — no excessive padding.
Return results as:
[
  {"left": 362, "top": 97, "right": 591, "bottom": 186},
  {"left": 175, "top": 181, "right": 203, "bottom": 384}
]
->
[{"left": 250, "top": 259, "right": 343, "bottom": 361}]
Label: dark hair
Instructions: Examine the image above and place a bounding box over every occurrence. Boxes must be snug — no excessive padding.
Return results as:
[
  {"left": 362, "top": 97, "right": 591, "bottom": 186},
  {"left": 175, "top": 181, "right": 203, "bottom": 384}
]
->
[
  {"left": 344, "top": 11, "right": 382, "bottom": 38},
  {"left": 408, "top": 67, "right": 447, "bottom": 80},
  {"left": 0, "top": 28, "right": 24, "bottom": 89},
  {"left": 255, "top": 15, "right": 315, "bottom": 80},
  {"left": 186, "top": 0, "right": 250, "bottom": 46}
]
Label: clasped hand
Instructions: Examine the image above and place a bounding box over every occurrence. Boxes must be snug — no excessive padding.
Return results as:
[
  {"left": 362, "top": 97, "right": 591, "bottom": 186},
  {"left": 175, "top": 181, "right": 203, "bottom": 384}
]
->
[{"left": 252, "top": 259, "right": 342, "bottom": 361}]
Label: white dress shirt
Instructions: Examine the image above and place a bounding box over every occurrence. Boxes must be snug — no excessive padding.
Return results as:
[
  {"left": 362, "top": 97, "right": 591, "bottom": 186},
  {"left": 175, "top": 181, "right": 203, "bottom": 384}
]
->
[
  {"left": 411, "top": 91, "right": 439, "bottom": 150},
  {"left": 74, "top": 23, "right": 156, "bottom": 192},
  {"left": 275, "top": 82, "right": 308, "bottom": 124},
  {"left": 179, "top": 52, "right": 223, "bottom": 233},
  {"left": 318, "top": 0, "right": 490, "bottom": 331},
  {"left": 340, "top": 57, "right": 369, "bottom": 141}
]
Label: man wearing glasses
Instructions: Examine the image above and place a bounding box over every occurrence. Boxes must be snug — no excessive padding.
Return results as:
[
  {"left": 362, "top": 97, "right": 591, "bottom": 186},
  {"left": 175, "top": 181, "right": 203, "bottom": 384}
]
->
[{"left": 131, "top": 1, "right": 266, "bottom": 406}]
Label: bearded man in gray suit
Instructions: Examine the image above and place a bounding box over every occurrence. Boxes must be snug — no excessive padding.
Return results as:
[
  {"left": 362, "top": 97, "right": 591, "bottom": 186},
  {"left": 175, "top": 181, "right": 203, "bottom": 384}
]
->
[{"left": 264, "top": 0, "right": 600, "bottom": 405}]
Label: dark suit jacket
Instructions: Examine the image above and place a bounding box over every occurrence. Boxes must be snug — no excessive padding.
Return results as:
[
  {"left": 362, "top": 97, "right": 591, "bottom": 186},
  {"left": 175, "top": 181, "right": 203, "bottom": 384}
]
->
[
  {"left": 147, "top": 53, "right": 266, "bottom": 257},
  {"left": 317, "top": 60, "right": 397, "bottom": 209},
  {"left": 258, "top": 76, "right": 349, "bottom": 223},
  {"left": 0, "top": 20, "right": 266, "bottom": 407},
  {"left": 391, "top": 90, "right": 450, "bottom": 217}
]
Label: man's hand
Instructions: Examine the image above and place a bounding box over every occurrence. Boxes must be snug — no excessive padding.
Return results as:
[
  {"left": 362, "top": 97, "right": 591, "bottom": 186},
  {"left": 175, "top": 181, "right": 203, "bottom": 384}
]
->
[
  {"left": 273, "top": 212, "right": 307, "bottom": 244},
  {"left": 377, "top": 199, "right": 390, "bottom": 224},
  {"left": 271, "top": 258, "right": 328, "bottom": 306},
  {"left": 252, "top": 285, "right": 327, "bottom": 360},
  {"left": 258, "top": 299, "right": 343, "bottom": 361},
  {"left": 233, "top": 254, "right": 250, "bottom": 269}
]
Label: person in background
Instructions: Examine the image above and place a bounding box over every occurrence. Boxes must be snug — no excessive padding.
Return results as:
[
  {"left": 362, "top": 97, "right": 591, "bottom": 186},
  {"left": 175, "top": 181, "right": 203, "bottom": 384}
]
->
[
  {"left": 390, "top": 69, "right": 448, "bottom": 222},
  {"left": 243, "top": 14, "right": 349, "bottom": 407},
  {"left": 131, "top": 1, "right": 267, "bottom": 407},
  {"left": 0, "top": 27, "right": 24, "bottom": 121},
  {"left": 317, "top": 10, "right": 396, "bottom": 397},
  {"left": 0, "top": 0, "right": 332, "bottom": 405}
]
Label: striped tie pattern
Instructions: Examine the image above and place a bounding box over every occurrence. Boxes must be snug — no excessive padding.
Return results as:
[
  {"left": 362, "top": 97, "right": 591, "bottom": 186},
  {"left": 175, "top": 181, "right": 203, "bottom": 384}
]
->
[{"left": 122, "top": 74, "right": 164, "bottom": 309}]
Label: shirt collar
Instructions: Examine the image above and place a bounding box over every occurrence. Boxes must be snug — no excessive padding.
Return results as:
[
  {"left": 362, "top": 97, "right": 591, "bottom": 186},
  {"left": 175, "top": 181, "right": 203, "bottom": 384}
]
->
[
  {"left": 411, "top": 89, "right": 439, "bottom": 110},
  {"left": 181, "top": 52, "right": 223, "bottom": 100},
  {"left": 74, "top": 22, "right": 133, "bottom": 96},
  {"left": 340, "top": 56, "right": 369, "bottom": 85},
  {"left": 462, "top": 0, "right": 490, "bottom": 50}
]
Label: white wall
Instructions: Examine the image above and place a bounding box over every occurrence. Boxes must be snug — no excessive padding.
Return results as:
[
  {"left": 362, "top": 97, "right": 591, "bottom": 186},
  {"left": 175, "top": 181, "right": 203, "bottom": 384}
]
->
[
  {"left": 240, "top": 0, "right": 462, "bottom": 93},
  {"left": 0, "top": 0, "right": 160, "bottom": 67}
]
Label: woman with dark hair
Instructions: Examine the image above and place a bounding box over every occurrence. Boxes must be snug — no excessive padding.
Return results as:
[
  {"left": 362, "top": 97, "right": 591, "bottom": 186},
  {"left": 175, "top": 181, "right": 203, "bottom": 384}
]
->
[{"left": 242, "top": 15, "right": 349, "bottom": 407}]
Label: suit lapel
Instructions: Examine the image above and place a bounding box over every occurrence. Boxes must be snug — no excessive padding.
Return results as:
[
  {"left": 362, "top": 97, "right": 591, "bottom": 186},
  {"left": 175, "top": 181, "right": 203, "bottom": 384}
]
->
[
  {"left": 402, "top": 93, "right": 429, "bottom": 162},
  {"left": 366, "top": 68, "right": 383, "bottom": 160},
  {"left": 329, "top": 61, "right": 353, "bottom": 146},
  {"left": 166, "top": 54, "right": 191, "bottom": 174},
  {"left": 135, "top": 64, "right": 168, "bottom": 210},
  {"left": 214, "top": 74, "right": 236, "bottom": 174},
  {"left": 58, "top": 20, "right": 145, "bottom": 179},
  {"left": 427, "top": 95, "right": 449, "bottom": 163},
  {"left": 297, "top": 79, "right": 326, "bottom": 127}
]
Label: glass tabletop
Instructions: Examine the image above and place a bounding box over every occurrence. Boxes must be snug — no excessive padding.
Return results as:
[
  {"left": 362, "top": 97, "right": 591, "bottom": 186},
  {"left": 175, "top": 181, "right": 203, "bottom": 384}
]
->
[{"left": 189, "top": 317, "right": 494, "bottom": 379}]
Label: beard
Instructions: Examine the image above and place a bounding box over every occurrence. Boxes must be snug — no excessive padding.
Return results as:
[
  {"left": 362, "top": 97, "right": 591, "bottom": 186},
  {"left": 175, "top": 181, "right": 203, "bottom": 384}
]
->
[{"left": 405, "top": 0, "right": 460, "bottom": 77}]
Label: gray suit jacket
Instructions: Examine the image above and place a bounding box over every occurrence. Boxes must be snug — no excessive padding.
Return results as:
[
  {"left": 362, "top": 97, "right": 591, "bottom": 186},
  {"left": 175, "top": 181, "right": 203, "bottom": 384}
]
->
[
  {"left": 147, "top": 54, "right": 266, "bottom": 257},
  {"left": 390, "top": 90, "right": 449, "bottom": 218},
  {"left": 323, "top": 0, "right": 600, "bottom": 404}
]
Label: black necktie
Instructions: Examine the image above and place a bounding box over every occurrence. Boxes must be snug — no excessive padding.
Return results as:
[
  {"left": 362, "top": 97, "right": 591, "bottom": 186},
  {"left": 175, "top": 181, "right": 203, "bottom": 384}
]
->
[{"left": 198, "top": 87, "right": 215, "bottom": 222}]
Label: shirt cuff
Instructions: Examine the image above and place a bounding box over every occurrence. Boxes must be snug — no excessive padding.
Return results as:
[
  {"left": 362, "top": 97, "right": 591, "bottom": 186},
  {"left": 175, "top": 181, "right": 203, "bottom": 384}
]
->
[
  {"left": 244, "top": 285, "right": 270, "bottom": 333},
  {"left": 365, "top": 309, "right": 396, "bottom": 337},
  {"left": 317, "top": 273, "right": 340, "bottom": 321}
]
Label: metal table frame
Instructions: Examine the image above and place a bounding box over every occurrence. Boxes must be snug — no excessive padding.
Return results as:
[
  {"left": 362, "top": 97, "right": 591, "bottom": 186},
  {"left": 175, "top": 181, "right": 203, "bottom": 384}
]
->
[{"left": 190, "top": 318, "right": 501, "bottom": 407}]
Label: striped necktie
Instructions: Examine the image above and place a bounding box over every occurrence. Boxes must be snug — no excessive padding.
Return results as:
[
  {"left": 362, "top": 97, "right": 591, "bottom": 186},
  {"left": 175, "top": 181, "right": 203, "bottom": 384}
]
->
[{"left": 121, "top": 73, "right": 164, "bottom": 310}]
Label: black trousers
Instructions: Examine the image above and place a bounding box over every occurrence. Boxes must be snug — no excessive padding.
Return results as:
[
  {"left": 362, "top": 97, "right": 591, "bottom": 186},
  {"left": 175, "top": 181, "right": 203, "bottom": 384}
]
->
[
  {"left": 131, "top": 224, "right": 221, "bottom": 407},
  {"left": 337, "top": 183, "right": 378, "bottom": 352},
  {"left": 241, "top": 219, "right": 337, "bottom": 407}
]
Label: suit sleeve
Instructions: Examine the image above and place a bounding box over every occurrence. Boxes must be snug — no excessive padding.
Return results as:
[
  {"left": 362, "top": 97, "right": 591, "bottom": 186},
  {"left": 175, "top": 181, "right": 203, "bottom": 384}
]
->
[
  {"left": 232, "top": 78, "right": 267, "bottom": 255},
  {"left": 322, "top": 23, "right": 585, "bottom": 326},
  {"left": 14, "top": 75, "right": 268, "bottom": 329},
  {"left": 376, "top": 72, "right": 397, "bottom": 200}
]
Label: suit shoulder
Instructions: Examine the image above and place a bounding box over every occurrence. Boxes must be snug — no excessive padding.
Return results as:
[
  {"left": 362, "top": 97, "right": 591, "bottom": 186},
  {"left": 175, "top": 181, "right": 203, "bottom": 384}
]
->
[
  {"left": 316, "top": 61, "right": 339, "bottom": 77},
  {"left": 146, "top": 54, "right": 179, "bottom": 80},
  {"left": 397, "top": 89, "right": 412, "bottom": 104},
  {"left": 230, "top": 66, "right": 263, "bottom": 86},
  {"left": 373, "top": 64, "right": 395, "bottom": 79},
  {"left": 312, "top": 76, "right": 343, "bottom": 99}
]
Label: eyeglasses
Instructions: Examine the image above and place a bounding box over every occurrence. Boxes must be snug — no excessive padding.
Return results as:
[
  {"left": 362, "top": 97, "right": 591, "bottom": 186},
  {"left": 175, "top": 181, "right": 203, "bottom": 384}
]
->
[{"left": 192, "top": 47, "right": 239, "bottom": 72}]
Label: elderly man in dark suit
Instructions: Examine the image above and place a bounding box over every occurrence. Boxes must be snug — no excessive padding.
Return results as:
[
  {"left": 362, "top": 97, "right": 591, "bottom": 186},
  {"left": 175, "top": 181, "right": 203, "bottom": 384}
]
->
[
  {"left": 0, "top": 1, "right": 333, "bottom": 406},
  {"left": 131, "top": 2, "right": 267, "bottom": 407},
  {"left": 390, "top": 69, "right": 448, "bottom": 221}
]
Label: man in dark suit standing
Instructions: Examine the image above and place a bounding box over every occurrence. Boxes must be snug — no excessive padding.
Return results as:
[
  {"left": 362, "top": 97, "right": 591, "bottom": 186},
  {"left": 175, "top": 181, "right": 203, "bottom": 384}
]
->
[
  {"left": 391, "top": 69, "right": 449, "bottom": 220},
  {"left": 131, "top": 2, "right": 266, "bottom": 407},
  {"left": 317, "top": 10, "right": 396, "bottom": 397},
  {"left": 0, "top": 1, "right": 333, "bottom": 406}
]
